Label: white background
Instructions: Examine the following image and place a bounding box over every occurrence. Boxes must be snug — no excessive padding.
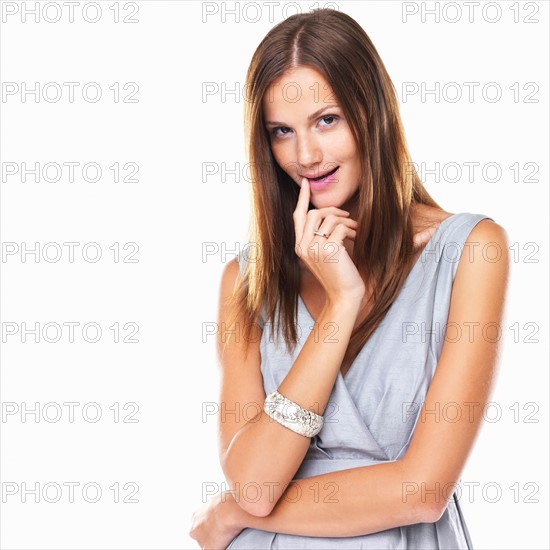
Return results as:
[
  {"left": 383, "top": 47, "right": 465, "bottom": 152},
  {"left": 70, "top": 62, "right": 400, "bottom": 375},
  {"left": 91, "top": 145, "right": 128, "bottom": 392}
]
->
[{"left": 0, "top": 1, "right": 548, "bottom": 549}]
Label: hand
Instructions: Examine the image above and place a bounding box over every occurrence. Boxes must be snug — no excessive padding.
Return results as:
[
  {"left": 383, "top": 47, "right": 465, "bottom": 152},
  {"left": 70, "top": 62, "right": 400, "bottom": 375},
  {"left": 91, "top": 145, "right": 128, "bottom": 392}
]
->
[
  {"left": 189, "top": 491, "right": 247, "bottom": 550},
  {"left": 293, "top": 177, "right": 365, "bottom": 303}
]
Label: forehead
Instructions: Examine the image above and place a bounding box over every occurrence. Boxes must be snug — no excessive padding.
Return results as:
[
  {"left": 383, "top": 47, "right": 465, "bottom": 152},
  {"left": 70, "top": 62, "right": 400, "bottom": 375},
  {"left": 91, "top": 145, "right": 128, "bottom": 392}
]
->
[{"left": 262, "top": 66, "right": 339, "bottom": 120}]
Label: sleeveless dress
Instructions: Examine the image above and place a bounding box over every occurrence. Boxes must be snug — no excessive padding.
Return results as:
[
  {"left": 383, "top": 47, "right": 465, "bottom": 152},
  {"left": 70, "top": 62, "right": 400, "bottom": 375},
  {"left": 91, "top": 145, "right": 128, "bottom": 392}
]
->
[{"left": 227, "top": 212, "right": 493, "bottom": 549}]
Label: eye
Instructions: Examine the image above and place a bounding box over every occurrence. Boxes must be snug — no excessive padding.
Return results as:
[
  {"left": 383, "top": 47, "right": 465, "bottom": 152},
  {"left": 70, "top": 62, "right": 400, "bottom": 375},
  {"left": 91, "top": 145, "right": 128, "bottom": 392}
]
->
[
  {"left": 268, "top": 114, "right": 340, "bottom": 139},
  {"left": 270, "top": 126, "right": 291, "bottom": 138},
  {"left": 319, "top": 115, "right": 339, "bottom": 127}
]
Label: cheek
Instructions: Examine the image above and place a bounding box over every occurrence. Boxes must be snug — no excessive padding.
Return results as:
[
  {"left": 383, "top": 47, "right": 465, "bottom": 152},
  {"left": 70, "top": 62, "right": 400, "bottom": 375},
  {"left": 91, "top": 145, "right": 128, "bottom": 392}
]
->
[
  {"left": 340, "top": 140, "right": 360, "bottom": 166},
  {"left": 326, "top": 129, "right": 356, "bottom": 158},
  {"left": 271, "top": 144, "right": 293, "bottom": 174}
]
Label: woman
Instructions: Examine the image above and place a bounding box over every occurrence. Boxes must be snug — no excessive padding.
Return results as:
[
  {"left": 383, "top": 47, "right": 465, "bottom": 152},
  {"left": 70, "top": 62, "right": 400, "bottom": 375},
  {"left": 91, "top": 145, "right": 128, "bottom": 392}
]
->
[{"left": 191, "top": 8, "right": 509, "bottom": 549}]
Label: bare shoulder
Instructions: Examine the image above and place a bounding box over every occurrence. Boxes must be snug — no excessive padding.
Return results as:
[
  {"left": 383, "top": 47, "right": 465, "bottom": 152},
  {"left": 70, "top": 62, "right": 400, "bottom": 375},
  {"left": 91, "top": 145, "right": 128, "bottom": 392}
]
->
[
  {"left": 411, "top": 205, "right": 508, "bottom": 246},
  {"left": 450, "top": 218, "right": 510, "bottom": 322},
  {"left": 457, "top": 217, "right": 510, "bottom": 279},
  {"left": 462, "top": 217, "right": 509, "bottom": 262},
  {"left": 467, "top": 217, "right": 509, "bottom": 244},
  {"left": 217, "top": 258, "right": 243, "bottom": 338},
  {"left": 222, "top": 257, "right": 240, "bottom": 279},
  {"left": 219, "top": 258, "right": 241, "bottom": 300}
]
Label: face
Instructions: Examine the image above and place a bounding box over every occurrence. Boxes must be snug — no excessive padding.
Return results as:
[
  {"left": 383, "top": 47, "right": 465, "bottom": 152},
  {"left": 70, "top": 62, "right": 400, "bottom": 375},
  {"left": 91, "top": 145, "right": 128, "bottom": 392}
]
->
[{"left": 263, "top": 65, "right": 361, "bottom": 210}]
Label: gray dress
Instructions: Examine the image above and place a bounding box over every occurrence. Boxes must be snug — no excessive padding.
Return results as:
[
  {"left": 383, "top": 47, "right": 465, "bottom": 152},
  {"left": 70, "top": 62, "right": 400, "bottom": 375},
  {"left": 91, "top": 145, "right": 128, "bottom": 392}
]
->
[{"left": 227, "top": 212, "right": 493, "bottom": 549}]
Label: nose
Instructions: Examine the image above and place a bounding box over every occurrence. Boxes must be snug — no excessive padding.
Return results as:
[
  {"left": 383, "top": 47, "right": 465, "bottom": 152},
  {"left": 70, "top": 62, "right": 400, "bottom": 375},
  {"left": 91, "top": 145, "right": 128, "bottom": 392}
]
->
[{"left": 296, "top": 132, "right": 322, "bottom": 176}]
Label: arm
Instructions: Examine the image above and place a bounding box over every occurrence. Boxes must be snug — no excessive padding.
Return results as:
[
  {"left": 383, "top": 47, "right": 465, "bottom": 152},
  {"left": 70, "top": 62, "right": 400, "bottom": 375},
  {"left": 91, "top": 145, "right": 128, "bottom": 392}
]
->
[
  {"left": 217, "top": 258, "right": 362, "bottom": 517},
  {"left": 221, "top": 219, "right": 510, "bottom": 536}
]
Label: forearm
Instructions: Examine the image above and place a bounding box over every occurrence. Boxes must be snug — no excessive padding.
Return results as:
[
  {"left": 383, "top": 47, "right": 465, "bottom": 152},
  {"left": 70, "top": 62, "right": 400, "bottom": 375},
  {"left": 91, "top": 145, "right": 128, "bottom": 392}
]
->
[
  {"left": 277, "top": 299, "right": 360, "bottom": 410},
  {"left": 232, "top": 460, "right": 428, "bottom": 537},
  {"left": 222, "top": 300, "right": 361, "bottom": 515}
]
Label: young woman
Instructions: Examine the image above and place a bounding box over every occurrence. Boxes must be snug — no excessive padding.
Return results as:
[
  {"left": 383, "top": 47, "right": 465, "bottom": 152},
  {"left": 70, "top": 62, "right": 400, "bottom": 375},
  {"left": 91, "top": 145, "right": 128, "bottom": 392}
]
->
[{"left": 191, "top": 8, "right": 509, "bottom": 549}]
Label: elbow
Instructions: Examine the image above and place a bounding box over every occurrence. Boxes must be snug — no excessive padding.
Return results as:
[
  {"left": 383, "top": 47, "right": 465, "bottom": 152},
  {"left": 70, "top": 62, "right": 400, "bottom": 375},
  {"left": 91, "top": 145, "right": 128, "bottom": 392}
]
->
[
  {"left": 224, "top": 473, "right": 279, "bottom": 517},
  {"left": 401, "top": 493, "right": 439, "bottom": 525},
  {"left": 404, "top": 490, "right": 447, "bottom": 525},
  {"left": 399, "top": 461, "right": 447, "bottom": 524},
  {"left": 221, "top": 456, "right": 290, "bottom": 517},
  {"left": 229, "top": 474, "right": 280, "bottom": 517},
  {"left": 418, "top": 502, "right": 445, "bottom": 524},
  {"left": 237, "top": 497, "right": 275, "bottom": 518},
  {"left": 409, "top": 485, "right": 449, "bottom": 524},
  {"left": 220, "top": 458, "right": 280, "bottom": 518},
  {"left": 403, "top": 493, "right": 443, "bottom": 524}
]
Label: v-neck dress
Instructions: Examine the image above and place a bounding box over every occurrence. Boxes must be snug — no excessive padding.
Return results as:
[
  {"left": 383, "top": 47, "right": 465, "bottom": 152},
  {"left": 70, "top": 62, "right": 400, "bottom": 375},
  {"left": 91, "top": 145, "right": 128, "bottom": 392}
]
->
[{"left": 227, "top": 212, "right": 493, "bottom": 549}]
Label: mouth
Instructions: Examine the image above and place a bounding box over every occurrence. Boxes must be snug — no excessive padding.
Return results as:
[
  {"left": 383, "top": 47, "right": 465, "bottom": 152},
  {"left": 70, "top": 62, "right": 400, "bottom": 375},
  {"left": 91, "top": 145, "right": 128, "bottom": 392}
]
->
[
  {"left": 302, "top": 166, "right": 340, "bottom": 190},
  {"left": 302, "top": 166, "right": 340, "bottom": 181}
]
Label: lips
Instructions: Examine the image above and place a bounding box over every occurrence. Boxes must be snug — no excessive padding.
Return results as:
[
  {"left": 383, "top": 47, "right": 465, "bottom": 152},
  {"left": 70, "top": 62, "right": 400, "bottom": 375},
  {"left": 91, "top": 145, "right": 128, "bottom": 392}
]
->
[
  {"left": 303, "top": 166, "right": 340, "bottom": 181},
  {"left": 304, "top": 166, "right": 340, "bottom": 191}
]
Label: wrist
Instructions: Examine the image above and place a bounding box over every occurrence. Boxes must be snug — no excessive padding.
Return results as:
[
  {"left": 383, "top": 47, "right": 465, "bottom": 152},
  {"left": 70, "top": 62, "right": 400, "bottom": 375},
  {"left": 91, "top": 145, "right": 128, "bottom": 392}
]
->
[
  {"left": 323, "top": 296, "right": 363, "bottom": 318},
  {"left": 220, "top": 491, "right": 249, "bottom": 532}
]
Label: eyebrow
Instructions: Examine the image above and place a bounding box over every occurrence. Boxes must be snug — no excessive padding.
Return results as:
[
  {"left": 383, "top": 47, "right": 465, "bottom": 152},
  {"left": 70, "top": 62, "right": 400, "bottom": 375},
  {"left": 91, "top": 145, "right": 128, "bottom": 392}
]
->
[{"left": 265, "top": 104, "right": 340, "bottom": 127}]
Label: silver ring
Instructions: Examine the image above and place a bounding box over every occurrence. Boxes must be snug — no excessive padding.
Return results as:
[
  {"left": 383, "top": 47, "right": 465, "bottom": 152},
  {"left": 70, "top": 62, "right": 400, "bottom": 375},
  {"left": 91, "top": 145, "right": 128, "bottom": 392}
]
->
[{"left": 313, "top": 230, "right": 328, "bottom": 238}]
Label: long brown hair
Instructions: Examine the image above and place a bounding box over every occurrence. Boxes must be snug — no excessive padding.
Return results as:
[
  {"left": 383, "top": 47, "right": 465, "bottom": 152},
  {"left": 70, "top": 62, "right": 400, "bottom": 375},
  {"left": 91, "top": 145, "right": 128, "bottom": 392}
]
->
[{"left": 226, "top": 8, "right": 440, "bottom": 366}]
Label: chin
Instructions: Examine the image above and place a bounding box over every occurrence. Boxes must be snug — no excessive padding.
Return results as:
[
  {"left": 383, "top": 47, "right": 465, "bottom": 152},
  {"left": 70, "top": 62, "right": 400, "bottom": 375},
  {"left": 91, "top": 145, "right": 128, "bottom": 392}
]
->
[
  {"left": 309, "top": 195, "right": 343, "bottom": 209},
  {"left": 313, "top": 191, "right": 353, "bottom": 209}
]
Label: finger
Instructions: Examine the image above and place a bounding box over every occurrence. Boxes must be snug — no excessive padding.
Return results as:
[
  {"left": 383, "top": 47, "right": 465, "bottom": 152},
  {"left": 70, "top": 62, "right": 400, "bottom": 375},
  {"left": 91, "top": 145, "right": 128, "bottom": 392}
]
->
[
  {"left": 327, "top": 224, "right": 356, "bottom": 244},
  {"left": 293, "top": 177, "right": 310, "bottom": 244},
  {"left": 315, "top": 206, "right": 350, "bottom": 217},
  {"left": 303, "top": 207, "right": 351, "bottom": 239},
  {"left": 316, "top": 216, "right": 358, "bottom": 236}
]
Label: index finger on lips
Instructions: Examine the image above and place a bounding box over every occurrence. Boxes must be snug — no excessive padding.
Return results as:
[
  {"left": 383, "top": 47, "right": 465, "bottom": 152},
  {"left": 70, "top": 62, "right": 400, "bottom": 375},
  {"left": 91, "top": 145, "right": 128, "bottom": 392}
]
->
[{"left": 293, "top": 177, "right": 310, "bottom": 244}]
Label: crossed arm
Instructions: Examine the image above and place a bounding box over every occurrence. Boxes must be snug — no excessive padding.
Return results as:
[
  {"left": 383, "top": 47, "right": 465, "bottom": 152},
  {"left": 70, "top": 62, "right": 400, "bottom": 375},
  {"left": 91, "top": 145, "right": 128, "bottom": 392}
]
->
[{"left": 219, "top": 220, "right": 510, "bottom": 537}]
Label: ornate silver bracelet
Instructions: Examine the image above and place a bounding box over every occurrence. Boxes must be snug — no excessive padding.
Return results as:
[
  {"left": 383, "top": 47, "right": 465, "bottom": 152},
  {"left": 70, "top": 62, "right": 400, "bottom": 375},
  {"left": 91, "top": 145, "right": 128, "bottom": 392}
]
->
[{"left": 263, "top": 390, "right": 324, "bottom": 438}]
